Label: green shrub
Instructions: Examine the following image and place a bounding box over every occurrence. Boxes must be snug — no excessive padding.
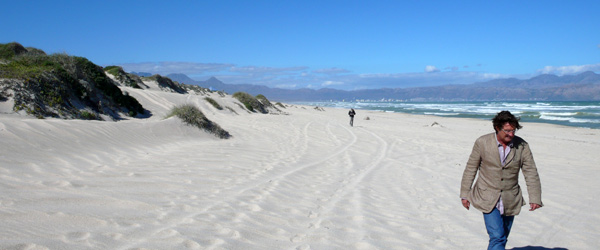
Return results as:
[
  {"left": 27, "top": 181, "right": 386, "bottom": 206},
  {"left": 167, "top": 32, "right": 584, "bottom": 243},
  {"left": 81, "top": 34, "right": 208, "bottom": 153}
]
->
[
  {"left": 103, "top": 65, "right": 141, "bottom": 89},
  {"left": 256, "top": 94, "right": 277, "bottom": 110},
  {"left": 0, "top": 42, "right": 146, "bottom": 120},
  {"left": 180, "top": 83, "right": 212, "bottom": 95},
  {"left": 256, "top": 94, "right": 269, "bottom": 103},
  {"left": 166, "top": 104, "right": 231, "bottom": 139},
  {"left": 103, "top": 65, "right": 121, "bottom": 76},
  {"left": 73, "top": 57, "right": 144, "bottom": 116},
  {"left": 80, "top": 111, "right": 97, "bottom": 120},
  {"left": 0, "top": 54, "right": 61, "bottom": 79},
  {"left": 0, "top": 42, "right": 28, "bottom": 60},
  {"left": 204, "top": 97, "right": 223, "bottom": 110},
  {"left": 145, "top": 74, "right": 186, "bottom": 93},
  {"left": 232, "top": 92, "right": 267, "bottom": 113}
]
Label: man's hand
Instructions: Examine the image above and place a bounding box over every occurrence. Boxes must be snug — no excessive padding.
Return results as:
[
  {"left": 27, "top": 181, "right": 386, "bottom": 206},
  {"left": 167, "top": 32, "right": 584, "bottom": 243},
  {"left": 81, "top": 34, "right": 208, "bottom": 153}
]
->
[
  {"left": 461, "top": 199, "right": 470, "bottom": 210},
  {"left": 529, "top": 203, "right": 541, "bottom": 211}
]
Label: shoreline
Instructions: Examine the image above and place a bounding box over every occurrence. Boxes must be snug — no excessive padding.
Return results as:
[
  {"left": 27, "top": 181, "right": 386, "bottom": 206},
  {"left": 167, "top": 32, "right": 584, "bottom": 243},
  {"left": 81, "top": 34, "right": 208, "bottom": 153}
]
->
[{"left": 298, "top": 100, "right": 600, "bottom": 130}]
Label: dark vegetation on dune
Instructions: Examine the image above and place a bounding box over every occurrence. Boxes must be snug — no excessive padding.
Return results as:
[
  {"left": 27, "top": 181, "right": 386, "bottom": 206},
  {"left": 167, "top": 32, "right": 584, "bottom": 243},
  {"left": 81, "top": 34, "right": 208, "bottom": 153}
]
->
[
  {"left": 104, "top": 65, "right": 145, "bottom": 89},
  {"left": 0, "top": 42, "right": 145, "bottom": 120},
  {"left": 232, "top": 92, "right": 281, "bottom": 114},
  {"left": 166, "top": 104, "right": 231, "bottom": 139},
  {"left": 204, "top": 97, "right": 223, "bottom": 110},
  {"left": 1, "top": 42, "right": 278, "bottom": 138}
]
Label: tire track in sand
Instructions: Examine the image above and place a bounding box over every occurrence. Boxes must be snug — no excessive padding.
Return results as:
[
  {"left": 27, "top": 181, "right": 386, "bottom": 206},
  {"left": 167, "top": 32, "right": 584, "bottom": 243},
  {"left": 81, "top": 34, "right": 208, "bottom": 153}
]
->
[
  {"left": 116, "top": 118, "right": 359, "bottom": 250},
  {"left": 288, "top": 125, "right": 389, "bottom": 249}
]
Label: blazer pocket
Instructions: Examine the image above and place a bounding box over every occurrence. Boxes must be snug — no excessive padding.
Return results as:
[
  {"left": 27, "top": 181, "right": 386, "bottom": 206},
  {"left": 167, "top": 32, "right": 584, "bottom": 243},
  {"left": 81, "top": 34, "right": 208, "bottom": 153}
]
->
[
  {"left": 510, "top": 185, "right": 521, "bottom": 196},
  {"left": 474, "top": 186, "right": 491, "bottom": 201}
]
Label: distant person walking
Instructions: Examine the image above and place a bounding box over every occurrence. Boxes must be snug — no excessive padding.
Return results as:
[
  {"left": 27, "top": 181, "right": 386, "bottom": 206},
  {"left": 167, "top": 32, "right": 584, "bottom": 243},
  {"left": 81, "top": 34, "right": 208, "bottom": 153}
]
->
[
  {"left": 348, "top": 109, "right": 356, "bottom": 126},
  {"left": 460, "top": 111, "right": 543, "bottom": 250}
]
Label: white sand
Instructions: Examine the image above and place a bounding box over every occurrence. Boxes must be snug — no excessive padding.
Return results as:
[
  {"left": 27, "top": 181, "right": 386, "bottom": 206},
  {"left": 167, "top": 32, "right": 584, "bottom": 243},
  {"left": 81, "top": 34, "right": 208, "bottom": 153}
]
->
[{"left": 1, "top": 83, "right": 599, "bottom": 249}]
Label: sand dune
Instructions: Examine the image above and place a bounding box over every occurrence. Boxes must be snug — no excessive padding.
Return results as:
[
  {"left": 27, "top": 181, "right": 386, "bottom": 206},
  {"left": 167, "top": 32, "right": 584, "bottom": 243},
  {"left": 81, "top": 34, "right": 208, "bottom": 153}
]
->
[{"left": 1, "top": 84, "right": 599, "bottom": 249}]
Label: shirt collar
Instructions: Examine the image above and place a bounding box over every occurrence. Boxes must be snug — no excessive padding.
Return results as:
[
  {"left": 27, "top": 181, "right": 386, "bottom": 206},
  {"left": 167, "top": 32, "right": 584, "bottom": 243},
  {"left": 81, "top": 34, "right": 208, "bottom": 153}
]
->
[{"left": 496, "top": 137, "right": 514, "bottom": 148}]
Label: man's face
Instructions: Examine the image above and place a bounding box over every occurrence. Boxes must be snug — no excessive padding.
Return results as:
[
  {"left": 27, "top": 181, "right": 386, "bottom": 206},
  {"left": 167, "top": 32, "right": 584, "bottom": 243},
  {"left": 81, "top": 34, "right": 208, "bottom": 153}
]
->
[{"left": 496, "top": 122, "right": 516, "bottom": 145}]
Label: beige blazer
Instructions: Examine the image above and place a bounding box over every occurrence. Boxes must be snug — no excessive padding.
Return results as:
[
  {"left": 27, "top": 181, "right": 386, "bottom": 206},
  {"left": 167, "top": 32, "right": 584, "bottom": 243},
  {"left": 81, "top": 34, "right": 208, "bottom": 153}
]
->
[{"left": 460, "top": 133, "right": 543, "bottom": 216}]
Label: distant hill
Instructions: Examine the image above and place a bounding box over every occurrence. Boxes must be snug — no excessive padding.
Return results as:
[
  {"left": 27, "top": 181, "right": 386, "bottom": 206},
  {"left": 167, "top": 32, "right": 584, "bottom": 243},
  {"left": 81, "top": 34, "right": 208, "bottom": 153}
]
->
[
  {"left": 169, "top": 71, "right": 600, "bottom": 101},
  {"left": 130, "top": 71, "right": 153, "bottom": 77},
  {"left": 473, "top": 71, "right": 600, "bottom": 89},
  {"left": 166, "top": 73, "right": 195, "bottom": 84}
]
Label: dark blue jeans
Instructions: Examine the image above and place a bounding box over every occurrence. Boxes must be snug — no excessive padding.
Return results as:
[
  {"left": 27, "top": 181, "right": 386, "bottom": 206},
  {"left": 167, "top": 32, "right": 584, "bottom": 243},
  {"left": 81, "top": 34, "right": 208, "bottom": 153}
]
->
[{"left": 483, "top": 208, "right": 514, "bottom": 250}]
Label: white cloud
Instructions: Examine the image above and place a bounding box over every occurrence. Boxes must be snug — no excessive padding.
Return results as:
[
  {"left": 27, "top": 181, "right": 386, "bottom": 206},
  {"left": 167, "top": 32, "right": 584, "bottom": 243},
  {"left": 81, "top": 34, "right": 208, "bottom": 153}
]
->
[
  {"left": 230, "top": 66, "right": 307, "bottom": 74},
  {"left": 425, "top": 65, "right": 440, "bottom": 73},
  {"left": 322, "top": 81, "right": 344, "bottom": 86},
  {"left": 120, "top": 62, "right": 233, "bottom": 75},
  {"left": 275, "top": 83, "right": 298, "bottom": 88},
  {"left": 481, "top": 73, "right": 503, "bottom": 79},
  {"left": 117, "top": 60, "right": 514, "bottom": 90},
  {"left": 536, "top": 63, "right": 600, "bottom": 75},
  {"left": 313, "top": 67, "right": 351, "bottom": 75}
]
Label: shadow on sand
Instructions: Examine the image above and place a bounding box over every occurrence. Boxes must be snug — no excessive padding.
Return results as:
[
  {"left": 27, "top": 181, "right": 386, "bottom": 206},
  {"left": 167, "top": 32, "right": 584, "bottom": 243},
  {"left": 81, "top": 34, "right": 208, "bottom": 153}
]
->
[{"left": 510, "top": 246, "right": 568, "bottom": 250}]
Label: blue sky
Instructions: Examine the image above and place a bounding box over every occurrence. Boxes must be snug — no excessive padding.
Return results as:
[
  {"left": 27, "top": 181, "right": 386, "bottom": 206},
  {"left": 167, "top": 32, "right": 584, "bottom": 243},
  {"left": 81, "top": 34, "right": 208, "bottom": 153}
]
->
[{"left": 2, "top": 0, "right": 599, "bottom": 90}]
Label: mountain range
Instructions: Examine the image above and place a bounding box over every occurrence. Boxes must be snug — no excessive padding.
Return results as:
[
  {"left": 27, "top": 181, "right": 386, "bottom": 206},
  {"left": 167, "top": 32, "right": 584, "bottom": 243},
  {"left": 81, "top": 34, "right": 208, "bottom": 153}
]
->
[{"left": 165, "top": 71, "right": 600, "bottom": 102}]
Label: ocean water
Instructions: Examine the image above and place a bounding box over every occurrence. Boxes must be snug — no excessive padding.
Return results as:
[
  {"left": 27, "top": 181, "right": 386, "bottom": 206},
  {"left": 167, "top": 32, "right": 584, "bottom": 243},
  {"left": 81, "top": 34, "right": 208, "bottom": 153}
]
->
[{"left": 296, "top": 101, "right": 600, "bottom": 129}]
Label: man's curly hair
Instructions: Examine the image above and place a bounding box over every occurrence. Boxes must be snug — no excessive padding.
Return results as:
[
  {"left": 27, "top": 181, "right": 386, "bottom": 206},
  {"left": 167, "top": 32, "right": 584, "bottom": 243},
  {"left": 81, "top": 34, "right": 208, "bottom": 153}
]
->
[{"left": 492, "top": 111, "right": 522, "bottom": 132}]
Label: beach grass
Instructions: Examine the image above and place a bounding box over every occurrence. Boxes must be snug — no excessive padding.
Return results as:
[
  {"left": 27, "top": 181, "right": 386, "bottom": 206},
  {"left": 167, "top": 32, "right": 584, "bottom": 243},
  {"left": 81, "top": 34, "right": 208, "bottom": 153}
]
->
[
  {"left": 232, "top": 92, "right": 267, "bottom": 113},
  {"left": 204, "top": 97, "right": 223, "bottom": 110},
  {"left": 166, "top": 104, "right": 231, "bottom": 139}
]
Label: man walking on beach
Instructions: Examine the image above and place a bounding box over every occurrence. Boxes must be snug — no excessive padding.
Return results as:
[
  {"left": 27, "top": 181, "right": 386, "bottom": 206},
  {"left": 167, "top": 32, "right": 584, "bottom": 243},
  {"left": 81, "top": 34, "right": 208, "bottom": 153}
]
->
[
  {"left": 460, "top": 111, "right": 543, "bottom": 250},
  {"left": 348, "top": 108, "right": 356, "bottom": 126}
]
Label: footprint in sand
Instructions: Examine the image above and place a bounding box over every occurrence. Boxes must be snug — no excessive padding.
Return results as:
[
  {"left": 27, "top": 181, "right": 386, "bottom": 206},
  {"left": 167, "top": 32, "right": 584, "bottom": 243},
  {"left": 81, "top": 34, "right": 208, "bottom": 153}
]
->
[
  {"left": 284, "top": 208, "right": 303, "bottom": 216},
  {"left": 272, "top": 228, "right": 287, "bottom": 235},
  {"left": 67, "top": 231, "right": 90, "bottom": 242},
  {"left": 308, "top": 221, "right": 321, "bottom": 229},
  {"left": 207, "top": 238, "right": 225, "bottom": 245},
  {"left": 180, "top": 217, "right": 196, "bottom": 224},
  {"left": 70, "top": 182, "right": 87, "bottom": 188},
  {"left": 350, "top": 215, "right": 365, "bottom": 222},
  {"left": 296, "top": 244, "right": 311, "bottom": 250},
  {"left": 246, "top": 204, "right": 262, "bottom": 212},
  {"left": 12, "top": 243, "right": 50, "bottom": 250},
  {"left": 290, "top": 234, "right": 306, "bottom": 243},
  {"left": 156, "top": 229, "right": 179, "bottom": 238},
  {"left": 217, "top": 228, "right": 241, "bottom": 238},
  {"left": 231, "top": 212, "right": 248, "bottom": 222},
  {"left": 104, "top": 232, "right": 124, "bottom": 240},
  {"left": 0, "top": 200, "right": 15, "bottom": 206},
  {"left": 184, "top": 239, "right": 201, "bottom": 248},
  {"left": 354, "top": 242, "right": 373, "bottom": 249},
  {"left": 42, "top": 180, "right": 72, "bottom": 187}
]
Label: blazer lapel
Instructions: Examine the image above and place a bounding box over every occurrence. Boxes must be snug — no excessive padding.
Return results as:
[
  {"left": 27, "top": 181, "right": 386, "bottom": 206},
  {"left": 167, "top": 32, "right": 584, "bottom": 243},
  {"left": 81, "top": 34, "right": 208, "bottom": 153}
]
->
[
  {"left": 505, "top": 145, "right": 515, "bottom": 166},
  {"left": 487, "top": 133, "right": 503, "bottom": 167},
  {"left": 504, "top": 137, "right": 522, "bottom": 166}
]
